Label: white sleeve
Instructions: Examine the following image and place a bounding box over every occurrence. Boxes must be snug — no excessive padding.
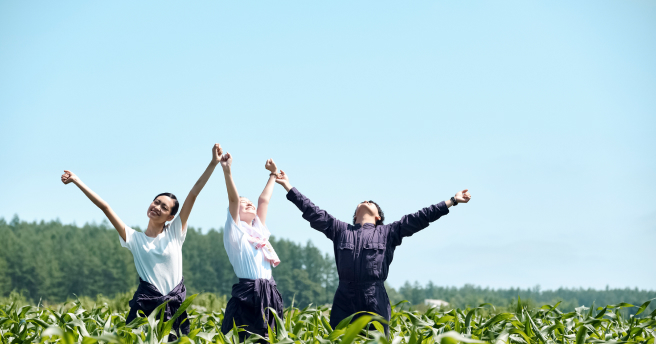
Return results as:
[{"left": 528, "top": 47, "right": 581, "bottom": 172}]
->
[
  {"left": 223, "top": 209, "right": 244, "bottom": 256},
  {"left": 119, "top": 226, "right": 136, "bottom": 250},
  {"left": 168, "top": 216, "right": 186, "bottom": 244}
]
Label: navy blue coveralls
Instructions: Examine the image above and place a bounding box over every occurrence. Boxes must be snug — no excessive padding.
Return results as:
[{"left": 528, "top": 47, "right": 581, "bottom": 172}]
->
[{"left": 286, "top": 188, "right": 450, "bottom": 333}]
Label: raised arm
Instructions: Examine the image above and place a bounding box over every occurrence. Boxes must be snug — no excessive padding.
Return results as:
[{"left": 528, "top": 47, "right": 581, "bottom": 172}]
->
[
  {"left": 257, "top": 159, "right": 278, "bottom": 225},
  {"left": 177, "top": 144, "right": 222, "bottom": 231},
  {"left": 275, "top": 171, "right": 345, "bottom": 241},
  {"left": 61, "top": 170, "right": 127, "bottom": 241},
  {"left": 220, "top": 152, "right": 240, "bottom": 223},
  {"left": 388, "top": 189, "right": 472, "bottom": 247}
]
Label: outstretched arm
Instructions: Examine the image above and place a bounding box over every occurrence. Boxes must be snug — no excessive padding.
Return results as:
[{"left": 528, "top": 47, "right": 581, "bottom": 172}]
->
[
  {"left": 275, "top": 171, "right": 345, "bottom": 241},
  {"left": 178, "top": 144, "right": 223, "bottom": 231},
  {"left": 61, "top": 171, "right": 127, "bottom": 241},
  {"left": 257, "top": 159, "right": 278, "bottom": 225},
  {"left": 220, "top": 152, "right": 240, "bottom": 223},
  {"left": 388, "top": 189, "right": 472, "bottom": 246}
]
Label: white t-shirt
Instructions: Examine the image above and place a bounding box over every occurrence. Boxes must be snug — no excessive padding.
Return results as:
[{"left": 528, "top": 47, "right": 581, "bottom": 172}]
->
[
  {"left": 119, "top": 216, "right": 186, "bottom": 295},
  {"left": 224, "top": 209, "right": 272, "bottom": 280}
]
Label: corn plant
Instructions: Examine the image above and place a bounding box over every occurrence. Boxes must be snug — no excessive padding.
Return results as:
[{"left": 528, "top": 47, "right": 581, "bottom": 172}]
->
[{"left": 0, "top": 296, "right": 653, "bottom": 344}]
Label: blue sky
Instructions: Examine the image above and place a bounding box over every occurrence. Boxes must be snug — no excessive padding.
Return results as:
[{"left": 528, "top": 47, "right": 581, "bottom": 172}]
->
[{"left": 1, "top": 0, "right": 654, "bottom": 291}]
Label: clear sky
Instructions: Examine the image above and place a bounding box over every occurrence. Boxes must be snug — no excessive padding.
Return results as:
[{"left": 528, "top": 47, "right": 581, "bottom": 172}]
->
[{"left": 1, "top": 1, "right": 654, "bottom": 291}]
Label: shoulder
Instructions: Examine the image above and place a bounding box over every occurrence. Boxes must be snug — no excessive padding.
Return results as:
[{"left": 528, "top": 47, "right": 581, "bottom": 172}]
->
[
  {"left": 224, "top": 208, "right": 242, "bottom": 235},
  {"left": 377, "top": 223, "right": 395, "bottom": 236},
  {"left": 335, "top": 219, "right": 350, "bottom": 230},
  {"left": 123, "top": 226, "right": 143, "bottom": 242},
  {"left": 225, "top": 208, "right": 240, "bottom": 227}
]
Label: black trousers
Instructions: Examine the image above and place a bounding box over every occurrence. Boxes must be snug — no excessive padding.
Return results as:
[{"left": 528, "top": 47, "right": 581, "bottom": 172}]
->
[
  {"left": 126, "top": 278, "right": 190, "bottom": 341},
  {"left": 221, "top": 277, "right": 284, "bottom": 342},
  {"left": 330, "top": 280, "right": 391, "bottom": 335}
]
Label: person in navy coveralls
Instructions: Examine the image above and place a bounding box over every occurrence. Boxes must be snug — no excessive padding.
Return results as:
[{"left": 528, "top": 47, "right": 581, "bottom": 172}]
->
[{"left": 274, "top": 170, "right": 471, "bottom": 334}]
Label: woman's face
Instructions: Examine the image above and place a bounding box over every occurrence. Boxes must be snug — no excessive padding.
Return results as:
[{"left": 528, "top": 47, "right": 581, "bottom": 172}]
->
[
  {"left": 147, "top": 196, "right": 176, "bottom": 222},
  {"left": 239, "top": 197, "right": 257, "bottom": 223}
]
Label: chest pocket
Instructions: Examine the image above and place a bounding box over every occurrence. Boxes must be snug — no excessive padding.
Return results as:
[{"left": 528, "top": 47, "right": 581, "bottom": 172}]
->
[
  {"left": 336, "top": 237, "right": 355, "bottom": 280},
  {"left": 363, "top": 240, "right": 386, "bottom": 274},
  {"left": 337, "top": 236, "right": 355, "bottom": 265},
  {"left": 339, "top": 241, "right": 354, "bottom": 250}
]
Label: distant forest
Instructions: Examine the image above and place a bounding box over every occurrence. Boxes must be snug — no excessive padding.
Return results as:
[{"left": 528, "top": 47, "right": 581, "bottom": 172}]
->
[{"left": 1, "top": 216, "right": 654, "bottom": 313}]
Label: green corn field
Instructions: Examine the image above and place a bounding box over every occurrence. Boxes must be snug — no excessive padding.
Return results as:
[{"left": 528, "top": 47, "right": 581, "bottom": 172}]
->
[{"left": 1, "top": 294, "right": 654, "bottom": 344}]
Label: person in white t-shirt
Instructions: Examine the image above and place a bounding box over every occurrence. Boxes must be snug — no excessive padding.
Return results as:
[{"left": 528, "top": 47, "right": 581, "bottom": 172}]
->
[
  {"left": 218, "top": 151, "right": 284, "bottom": 341},
  {"left": 61, "top": 143, "right": 224, "bottom": 339}
]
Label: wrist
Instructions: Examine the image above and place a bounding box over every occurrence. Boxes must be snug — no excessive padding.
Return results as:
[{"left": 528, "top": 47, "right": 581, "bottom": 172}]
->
[{"left": 210, "top": 160, "right": 219, "bottom": 167}]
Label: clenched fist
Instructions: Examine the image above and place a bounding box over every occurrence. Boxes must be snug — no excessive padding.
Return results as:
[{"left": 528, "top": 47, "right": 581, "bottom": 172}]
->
[
  {"left": 220, "top": 152, "right": 233, "bottom": 169},
  {"left": 265, "top": 159, "right": 277, "bottom": 173},
  {"left": 212, "top": 144, "right": 223, "bottom": 165},
  {"left": 61, "top": 170, "right": 79, "bottom": 185}
]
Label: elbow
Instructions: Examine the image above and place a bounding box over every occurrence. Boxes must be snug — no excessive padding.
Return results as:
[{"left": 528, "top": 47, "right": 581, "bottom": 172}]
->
[
  {"left": 99, "top": 203, "right": 110, "bottom": 212},
  {"left": 258, "top": 197, "right": 269, "bottom": 206}
]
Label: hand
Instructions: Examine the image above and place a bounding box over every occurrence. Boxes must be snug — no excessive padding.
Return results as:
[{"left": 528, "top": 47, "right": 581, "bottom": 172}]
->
[
  {"left": 455, "top": 189, "right": 471, "bottom": 203},
  {"left": 61, "top": 170, "right": 79, "bottom": 185},
  {"left": 265, "top": 159, "right": 277, "bottom": 173},
  {"left": 275, "top": 170, "right": 291, "bottom": 188},
  {"left": 211, "top": 144, "right": 223, "bottom": 165},
  {"left": 220, "top": 152, "right": 233, "bottom": 169}
]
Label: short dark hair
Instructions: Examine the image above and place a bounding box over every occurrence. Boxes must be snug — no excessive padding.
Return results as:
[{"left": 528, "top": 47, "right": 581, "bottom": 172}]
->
[
  {"left": 352, "top": 200, "right": 385, "bottom": 226},
  {"left": 153, "top": 193, "right": 179, "bottom": 216}
]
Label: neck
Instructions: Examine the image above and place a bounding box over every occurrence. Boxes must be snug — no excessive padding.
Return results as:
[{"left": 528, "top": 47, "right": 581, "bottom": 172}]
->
[
  {"left": 145, "top": 219, "right": 166, "bottom": 237},
  {"left": 240, "top": 214, "right": 255, "bottom": 225},
  {"left": 355, "top": 214, "right": 376, "bottom": 226}
]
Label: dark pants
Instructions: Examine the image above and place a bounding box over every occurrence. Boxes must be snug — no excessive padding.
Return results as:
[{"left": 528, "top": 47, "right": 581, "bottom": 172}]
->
[
  {"left": 221, "top": 277, "right": 284, "bottom": 342},
  {"left": 126, "top": 278, "right": 190, "bottom": 341},
  {"left": 330, "top": 280, "right": 391, "bottom": 335}
]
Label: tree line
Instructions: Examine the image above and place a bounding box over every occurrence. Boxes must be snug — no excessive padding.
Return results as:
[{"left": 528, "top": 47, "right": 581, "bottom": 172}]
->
[
  {"left": 393, "top": 282, "right": 656, "bottom": 314},
  {"left": 0, "top": 215, "right": 338, "bottom": 307},
  {"left": 1, "top": 216, "right": 653, "bottom": 313}
]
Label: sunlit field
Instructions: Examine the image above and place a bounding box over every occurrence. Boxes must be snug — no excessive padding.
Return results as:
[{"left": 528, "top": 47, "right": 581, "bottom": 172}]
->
[{"left": 1, "top": 293, "right": 654, "bottom": 344}]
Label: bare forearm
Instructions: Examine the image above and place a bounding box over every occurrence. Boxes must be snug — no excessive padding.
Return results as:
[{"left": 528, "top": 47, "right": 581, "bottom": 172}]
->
[
  {"left": 222, "top": 166, "right": 240, "bottom": 222},
  {"left": 257, "top": 175, "right": 277, "bottom": 224},
  {"left": 258, "top": 175, "right": 276, "bottom": 203},
  {"left": 445, "top": 199, "right": 453, "bottom": 208},
  {"left": 190, "top": 161, "right": 218, "bottom": 197},
  {"left": 280, "top": 181, "right": 293, "bottom": 193},
  {"left": 71, "top": 178, "right": 126, "bottom": 239},
  {"left": 222, "top": 167, "right": 240, "bottom": 203},
  {"left": 179, "top": 161, "right": 218, "bottom": 227},
  {"left": 73, "top": 179, "right": 109, "bottom": 210}
]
